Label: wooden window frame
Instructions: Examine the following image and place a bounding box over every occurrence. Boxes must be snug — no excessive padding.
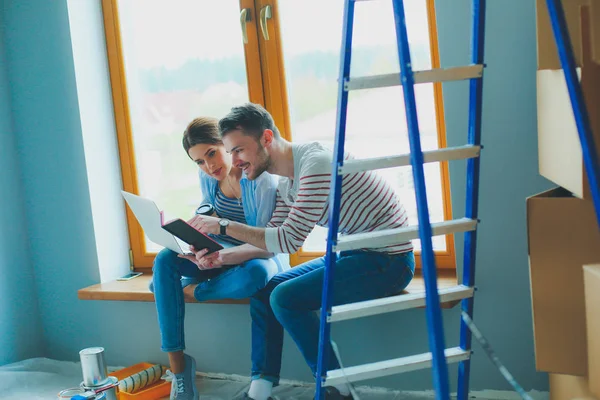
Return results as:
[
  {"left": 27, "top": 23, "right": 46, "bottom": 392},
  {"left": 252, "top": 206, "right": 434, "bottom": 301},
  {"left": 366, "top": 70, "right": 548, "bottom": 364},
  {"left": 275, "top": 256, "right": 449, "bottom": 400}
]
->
[
  {"left": 102, "top": 0, "right": 455, "bottom": 271},
  {"left": 101, "top": 0, "right": 265, "bottom": 268}
]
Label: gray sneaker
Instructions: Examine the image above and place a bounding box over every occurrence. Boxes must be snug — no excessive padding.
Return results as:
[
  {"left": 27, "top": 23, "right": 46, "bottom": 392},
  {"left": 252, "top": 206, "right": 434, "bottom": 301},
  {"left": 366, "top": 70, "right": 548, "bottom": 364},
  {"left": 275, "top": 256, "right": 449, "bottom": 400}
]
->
[{"left": 168, "top": 354, "right": 199, "bottom": 400}]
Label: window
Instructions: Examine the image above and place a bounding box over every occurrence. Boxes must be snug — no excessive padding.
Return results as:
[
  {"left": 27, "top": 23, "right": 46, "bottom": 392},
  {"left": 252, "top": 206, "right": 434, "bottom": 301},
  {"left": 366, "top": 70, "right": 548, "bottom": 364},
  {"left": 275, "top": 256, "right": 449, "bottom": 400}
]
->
[
  {"left": 103, "top": 0, "right": 455, "bottom": 270},
  {"left": 103, "top": 0, "right": 265, "bottom": 267}
]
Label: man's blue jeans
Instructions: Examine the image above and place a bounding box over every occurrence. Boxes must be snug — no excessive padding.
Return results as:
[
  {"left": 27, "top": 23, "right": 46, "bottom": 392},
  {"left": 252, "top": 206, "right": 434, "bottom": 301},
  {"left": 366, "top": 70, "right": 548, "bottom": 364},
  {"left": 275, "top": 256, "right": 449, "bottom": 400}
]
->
[
  {"left": 250, "top": 250, "right": 415, "bottom": 384},
  {"left": 152, "top": 247, "right": 279, "bottom": 352}
]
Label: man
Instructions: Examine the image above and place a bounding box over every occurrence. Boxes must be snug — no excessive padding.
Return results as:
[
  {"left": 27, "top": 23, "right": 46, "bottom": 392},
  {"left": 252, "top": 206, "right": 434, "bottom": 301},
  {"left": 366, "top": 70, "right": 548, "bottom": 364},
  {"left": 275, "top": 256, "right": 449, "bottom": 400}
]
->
[{"left": 192, "top": 103, "right": 415, "bottom": 400}]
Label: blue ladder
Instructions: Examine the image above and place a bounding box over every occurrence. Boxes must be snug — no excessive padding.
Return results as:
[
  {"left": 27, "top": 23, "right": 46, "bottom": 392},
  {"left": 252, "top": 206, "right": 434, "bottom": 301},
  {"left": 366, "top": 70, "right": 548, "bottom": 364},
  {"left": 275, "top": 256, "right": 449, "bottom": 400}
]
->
[
  {"left": 544, "top": 0, "right": 600, "bottom": 226},
  {"left": 316, "top": 1, "right": 486, "bottom": 399}
]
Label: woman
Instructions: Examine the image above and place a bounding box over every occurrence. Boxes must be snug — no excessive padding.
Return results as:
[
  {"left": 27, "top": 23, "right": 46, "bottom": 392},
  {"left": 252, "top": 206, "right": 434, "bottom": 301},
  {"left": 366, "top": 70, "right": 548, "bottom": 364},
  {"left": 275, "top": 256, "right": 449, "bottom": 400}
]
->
[{"left": 150, "top": 117, "right": 288, "bottom": 400}]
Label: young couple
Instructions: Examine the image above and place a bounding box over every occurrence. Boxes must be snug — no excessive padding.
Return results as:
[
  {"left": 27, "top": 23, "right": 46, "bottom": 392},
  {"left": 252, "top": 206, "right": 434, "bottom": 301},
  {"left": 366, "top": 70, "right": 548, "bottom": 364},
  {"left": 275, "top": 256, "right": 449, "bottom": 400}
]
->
[{"left": 151, "top": 104, "right": 415, "bottom": 400}]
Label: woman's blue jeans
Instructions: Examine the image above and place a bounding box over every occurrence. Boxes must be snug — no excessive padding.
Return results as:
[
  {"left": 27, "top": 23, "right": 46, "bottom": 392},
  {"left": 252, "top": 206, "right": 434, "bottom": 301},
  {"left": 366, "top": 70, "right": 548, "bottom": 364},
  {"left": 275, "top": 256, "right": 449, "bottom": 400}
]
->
[
  {"left": 151, "top": 247, "right": 279, "bottom": 352},
  {"left": 250, "top": 250, "right": 415, "bottom": 385}
]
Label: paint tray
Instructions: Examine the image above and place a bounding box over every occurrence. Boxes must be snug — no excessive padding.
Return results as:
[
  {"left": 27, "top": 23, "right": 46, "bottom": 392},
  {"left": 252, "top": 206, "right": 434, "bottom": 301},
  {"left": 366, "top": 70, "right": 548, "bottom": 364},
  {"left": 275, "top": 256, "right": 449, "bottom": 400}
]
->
[{"left": 109, "top": 362, "right": 170, "bottom": 400}]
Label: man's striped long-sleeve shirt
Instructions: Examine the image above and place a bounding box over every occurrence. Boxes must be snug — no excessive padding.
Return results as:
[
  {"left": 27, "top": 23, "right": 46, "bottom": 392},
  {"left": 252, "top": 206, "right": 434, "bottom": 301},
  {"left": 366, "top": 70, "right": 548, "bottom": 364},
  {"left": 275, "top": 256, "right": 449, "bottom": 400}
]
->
[{"left": 264, "top": 142, "right": 413, "bottom": 255}]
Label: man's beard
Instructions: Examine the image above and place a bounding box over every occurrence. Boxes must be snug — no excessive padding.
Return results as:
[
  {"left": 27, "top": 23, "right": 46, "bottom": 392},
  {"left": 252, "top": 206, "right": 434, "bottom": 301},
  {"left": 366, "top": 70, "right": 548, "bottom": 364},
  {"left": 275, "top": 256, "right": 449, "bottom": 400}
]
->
[{"left": 248, "top": 144, "right": 271, "bottom": 180}]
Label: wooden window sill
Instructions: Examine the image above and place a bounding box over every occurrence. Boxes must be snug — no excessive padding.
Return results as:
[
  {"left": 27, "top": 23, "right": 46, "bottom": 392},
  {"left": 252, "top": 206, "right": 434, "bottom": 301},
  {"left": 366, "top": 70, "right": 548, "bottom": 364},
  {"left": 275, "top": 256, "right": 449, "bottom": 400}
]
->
[{"left": 78, "top": 270, "right": 461, "bottom": 308}]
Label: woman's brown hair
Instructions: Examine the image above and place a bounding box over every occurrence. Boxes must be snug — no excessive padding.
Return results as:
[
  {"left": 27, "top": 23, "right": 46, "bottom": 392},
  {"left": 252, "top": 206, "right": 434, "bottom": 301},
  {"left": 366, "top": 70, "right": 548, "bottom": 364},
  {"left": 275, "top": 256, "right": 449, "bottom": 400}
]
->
[{"left": 182, "top": 117, "right": 222, "bottom": 154}]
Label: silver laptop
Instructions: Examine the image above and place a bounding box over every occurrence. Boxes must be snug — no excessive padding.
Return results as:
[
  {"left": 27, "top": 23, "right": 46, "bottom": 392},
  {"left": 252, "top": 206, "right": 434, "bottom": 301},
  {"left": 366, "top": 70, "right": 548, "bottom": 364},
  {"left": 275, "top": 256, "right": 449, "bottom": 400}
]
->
[{"left": 121, "top": 191, "right": 190, "bottom": 254}]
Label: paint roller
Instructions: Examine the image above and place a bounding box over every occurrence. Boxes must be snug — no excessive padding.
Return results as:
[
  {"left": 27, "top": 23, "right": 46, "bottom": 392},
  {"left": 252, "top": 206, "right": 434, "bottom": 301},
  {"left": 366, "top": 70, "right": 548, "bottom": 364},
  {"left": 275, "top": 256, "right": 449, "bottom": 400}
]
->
[{"left": 118, "top": 364, "right": 166, "bottom": 394}]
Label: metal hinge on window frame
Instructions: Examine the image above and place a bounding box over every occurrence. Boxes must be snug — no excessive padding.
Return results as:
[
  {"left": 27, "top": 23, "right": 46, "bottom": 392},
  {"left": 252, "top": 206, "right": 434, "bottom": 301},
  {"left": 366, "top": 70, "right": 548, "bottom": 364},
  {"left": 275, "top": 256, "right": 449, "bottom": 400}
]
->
[{"left": 129, "top": 249, "right": 134, "bottom": 271}]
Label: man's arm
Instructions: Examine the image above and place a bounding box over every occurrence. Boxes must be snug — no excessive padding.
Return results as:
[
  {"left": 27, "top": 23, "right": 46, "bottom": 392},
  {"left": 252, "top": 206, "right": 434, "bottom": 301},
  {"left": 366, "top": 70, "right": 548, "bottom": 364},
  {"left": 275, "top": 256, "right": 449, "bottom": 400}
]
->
[
  {"left": 193, "top": 154, "right": 331, "bottom": 254},
  {"left": 193, "top": 184, "right": 324, "bottom": 254},
  {"left": 263, "top": 173, "right": 329, "bottom": 254},
  {"left": 222, "top": 223, "right": 268, "bottom": 252},
  {"left": 189, "top": 215, "right": 269, "bottom": 250}
]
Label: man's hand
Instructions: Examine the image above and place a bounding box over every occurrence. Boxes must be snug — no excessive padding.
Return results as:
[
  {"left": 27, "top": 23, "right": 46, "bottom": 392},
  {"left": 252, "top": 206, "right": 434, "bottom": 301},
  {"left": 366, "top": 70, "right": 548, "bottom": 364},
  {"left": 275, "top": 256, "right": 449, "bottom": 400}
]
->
[
  {"left": 187, "top": 214, "right": 221, "bottom": 235},
  {"left": 178, "top": 246, "right": 224, "bottom": 270},
  {"left": 188, "top": 216, "right": 268, "bottom": 251}
]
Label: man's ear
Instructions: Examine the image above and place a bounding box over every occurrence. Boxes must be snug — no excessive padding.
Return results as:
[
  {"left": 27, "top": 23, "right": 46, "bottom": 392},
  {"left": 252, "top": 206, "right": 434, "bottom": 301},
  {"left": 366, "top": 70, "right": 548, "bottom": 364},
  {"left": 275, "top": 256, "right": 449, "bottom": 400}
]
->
[{"left": 262, "top": 129, "right": 274, "bottom": 148}]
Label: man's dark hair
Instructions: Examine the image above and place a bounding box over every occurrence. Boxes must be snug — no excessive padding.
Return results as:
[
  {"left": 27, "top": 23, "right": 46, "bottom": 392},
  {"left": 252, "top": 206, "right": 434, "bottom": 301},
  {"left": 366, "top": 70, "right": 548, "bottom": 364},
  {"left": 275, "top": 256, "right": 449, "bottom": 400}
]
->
[{"left": 218, "top": 103, "right": 281, "bottom": 141}]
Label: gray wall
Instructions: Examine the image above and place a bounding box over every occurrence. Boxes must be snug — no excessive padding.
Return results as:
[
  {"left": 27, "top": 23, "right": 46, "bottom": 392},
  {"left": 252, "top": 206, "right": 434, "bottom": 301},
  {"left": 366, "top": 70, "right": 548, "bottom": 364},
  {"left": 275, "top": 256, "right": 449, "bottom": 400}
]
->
[
  {"left": 1, "top": 0, "right": 552, "bottom": 393},
  {"left": 0, "top": 0, "right": 44, "bottom": 365}
]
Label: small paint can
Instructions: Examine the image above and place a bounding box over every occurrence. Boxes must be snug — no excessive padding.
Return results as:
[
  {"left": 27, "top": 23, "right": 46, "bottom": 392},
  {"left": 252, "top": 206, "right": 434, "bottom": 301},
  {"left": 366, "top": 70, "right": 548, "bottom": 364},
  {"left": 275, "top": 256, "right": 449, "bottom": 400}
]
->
[
  {"left": 79, "top": 347, "right": 108, "bottom": 387},
  {"left": 81, "top": 376, "right": 119, "bottom": 400}
]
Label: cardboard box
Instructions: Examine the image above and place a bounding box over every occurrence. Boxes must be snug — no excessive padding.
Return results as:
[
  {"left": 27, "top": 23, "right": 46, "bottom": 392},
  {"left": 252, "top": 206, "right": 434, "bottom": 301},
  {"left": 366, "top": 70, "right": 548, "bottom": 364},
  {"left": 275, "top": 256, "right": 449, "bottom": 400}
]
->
[
  {"left": 536, "top": 0, "right": 600, "bottom": 69},
  {"left": 537, "top": 8, "right": 600, "bottom": 200},
  {"left": 584, "top": 265, "right": 600, "bottom": 398},
  {"left": 527, "top": 188, "right": 600, "bottom": 375},
  {"left": 550, "top": 373, "right": 597, "bottom": 400}
]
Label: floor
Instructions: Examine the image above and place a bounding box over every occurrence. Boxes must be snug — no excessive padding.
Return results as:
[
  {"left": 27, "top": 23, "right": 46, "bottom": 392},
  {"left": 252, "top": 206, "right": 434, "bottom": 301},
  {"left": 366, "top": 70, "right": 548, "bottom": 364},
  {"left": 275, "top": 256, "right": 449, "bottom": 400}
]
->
[
  {"left": 0, "top": 358, "right": 548, "bottom": 400},
  {"left": 172, "top": 372, "right": 549, "bottom": 400}
]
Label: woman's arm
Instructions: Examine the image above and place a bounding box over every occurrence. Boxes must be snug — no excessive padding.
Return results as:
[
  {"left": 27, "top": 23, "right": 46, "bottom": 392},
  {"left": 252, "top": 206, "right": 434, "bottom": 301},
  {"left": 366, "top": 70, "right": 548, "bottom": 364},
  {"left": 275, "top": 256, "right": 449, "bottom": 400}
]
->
[
  {"left": 180, "top": 242, "right": 273, "bottom": 270},
  {"left": 253, "top": 173, "right": 279, "bottom": 227},
  {"left": 199, "top": 171, "right": 216, "bottom": 207},
  {"left": 219, "top": 243, "right": 273, "bottom": 265}
]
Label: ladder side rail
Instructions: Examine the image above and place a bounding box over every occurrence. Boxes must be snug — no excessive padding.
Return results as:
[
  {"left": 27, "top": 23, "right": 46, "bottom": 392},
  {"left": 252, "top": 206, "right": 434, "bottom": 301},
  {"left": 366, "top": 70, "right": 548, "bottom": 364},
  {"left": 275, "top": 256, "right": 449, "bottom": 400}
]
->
[
  {"left": 392, "top": 1, "right": 450, "bottom": 399},
  {"left": 545, "top": 0, "right": 600, "bottom": 227},
  {"left": 315, "top": 0, "right": 356, "bottom": 399},
  {"left": 457, "top": 1, "right": 487, "bottom": 399}
]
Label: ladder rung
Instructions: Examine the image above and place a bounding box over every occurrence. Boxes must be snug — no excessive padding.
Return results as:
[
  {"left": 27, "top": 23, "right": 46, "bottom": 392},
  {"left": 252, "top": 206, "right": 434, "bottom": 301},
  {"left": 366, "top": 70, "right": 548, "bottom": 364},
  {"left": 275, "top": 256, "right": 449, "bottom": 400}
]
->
[
  {"left": 328, "top": 285, "right": 474, "bottom": 323},
  {"left": 333, "top": 218, "right": 477, "bottom": 252},
  {"left": 338, "top": 145, "right": 481, "bottom": 175},
  {"left": 345, "top": 65, "right": 484, "bottom": 91},
  {"left": 324, "top": 347, "right": 470, "bottom": 386}
]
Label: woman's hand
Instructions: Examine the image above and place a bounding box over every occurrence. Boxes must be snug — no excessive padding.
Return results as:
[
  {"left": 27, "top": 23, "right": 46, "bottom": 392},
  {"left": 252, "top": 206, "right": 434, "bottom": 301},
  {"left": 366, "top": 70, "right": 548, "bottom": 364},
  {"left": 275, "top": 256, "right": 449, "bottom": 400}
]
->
[
  {"left": 178, "top": 246, "right": 224, "bottom": 270},
  {"left": 187, "top": 214, "right": 221, "bottom": 235}
]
